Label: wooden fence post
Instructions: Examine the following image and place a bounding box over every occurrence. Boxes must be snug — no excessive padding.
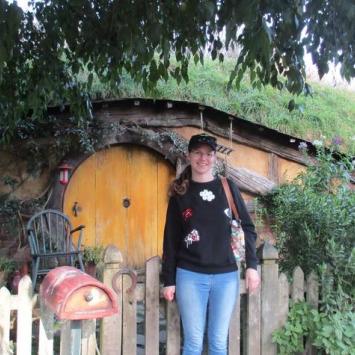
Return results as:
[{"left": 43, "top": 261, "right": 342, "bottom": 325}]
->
[
  {"left": 260, "top": 242, "right": 279, "bottom": 355},
  {"left": 305, "top": 271, "right": 319, "bottom": 355},
  {"left": 145, "top": 256, "right": 160, "bottom": 355},
  {"left": 291, "top": 267, "right": 304, "bottom": 302},
  {"left": 166, "top": 301, "right": 180, "bottom": 355},
  {"left": 60, "top": 320, "right": 71, "bottom": 354},
  {"left": 246, "top": 265, "right": 261, "bottom": 355},
  {"left": 306, "top": 271, "right": 318, "bottom": 308},
  {"left": 228, "top": 276, "right": 241, "bottom": 355},
  {"left": 278, "top": 273, "right": 289, "bottom": 329},
  {"left": 38, "top": 301, "right": 54, "bottom": 355},
  {"left": 16, "top": 276, "right": 33, "bottom": 355},
  {"left": 81, "top": 320, "right": 96, "bottom": 355},
  {"left": 0, "top": 286, "right": 11, "bottom": 355},
  {"left": 122, "top": 273, "right": 137, "bottom": 354},
  {"left": 101, "top": 245, "right": 124, "bottom": 355}
]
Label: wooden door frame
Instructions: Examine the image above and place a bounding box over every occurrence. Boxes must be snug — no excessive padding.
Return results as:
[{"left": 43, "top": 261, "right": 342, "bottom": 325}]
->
[{"left": 48, "top": 128, "right": 185, "bottom": 210}]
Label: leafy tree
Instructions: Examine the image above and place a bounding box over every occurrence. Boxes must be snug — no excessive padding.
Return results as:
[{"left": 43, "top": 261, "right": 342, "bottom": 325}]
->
[{"left": 0, "top": 0, "right": 354, "bottom": 142}]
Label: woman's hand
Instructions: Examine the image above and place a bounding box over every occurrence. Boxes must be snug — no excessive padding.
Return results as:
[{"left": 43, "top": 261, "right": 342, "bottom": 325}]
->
[
  {"left": 163, "top": 286, "right": 176, "bottom": 302},
  {"left": 245, "top": 268, "right": 260, "bottom": 294}
]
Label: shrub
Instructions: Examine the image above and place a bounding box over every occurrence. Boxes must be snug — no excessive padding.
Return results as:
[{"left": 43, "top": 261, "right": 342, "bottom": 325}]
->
[
  {"left": 262, "top": 146, "right": 354, "bottom": 277},
  {"left": 262, "top": 146, "right": 355, "bottom": 354},
  {"left": 273, "top": 301, "right": 355, "bottom": 355}
]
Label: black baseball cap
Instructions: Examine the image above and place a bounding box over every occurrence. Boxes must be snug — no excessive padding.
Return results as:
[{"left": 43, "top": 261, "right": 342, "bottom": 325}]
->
[{"left": 188, "top": 134, "right": 217, "bottom": 152}]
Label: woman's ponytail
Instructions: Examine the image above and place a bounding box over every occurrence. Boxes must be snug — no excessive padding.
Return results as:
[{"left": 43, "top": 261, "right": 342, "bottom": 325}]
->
[{"left": 169, "top": 165, "right": 191, "bottom": 196}]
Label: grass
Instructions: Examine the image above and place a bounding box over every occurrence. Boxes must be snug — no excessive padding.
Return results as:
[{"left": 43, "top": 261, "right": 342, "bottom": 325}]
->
[{"left": 87, "top": 59, "right": 355, "bottom": 155}]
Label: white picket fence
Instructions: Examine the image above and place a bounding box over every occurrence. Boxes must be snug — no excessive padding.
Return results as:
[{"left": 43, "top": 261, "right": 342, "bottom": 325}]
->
[
  {"left": 0, "top": 242, "right": 319, "bottom": 355},
  {"left": 0, "top": 276, "right": 34, "bottom": 354},
  {"left": 0, "top": 275, "right": 97, "bottom": 355}
]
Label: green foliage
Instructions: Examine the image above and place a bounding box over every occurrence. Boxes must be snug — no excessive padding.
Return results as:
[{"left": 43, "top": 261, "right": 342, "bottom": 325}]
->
[
  {"left": 0, "top": 193, "right": 51, "bottom": 245},
  {"left": 1, "top": 175, "right": 18, "bottom": 191},
  {"left": 311, "top": 310, "right": 355, "bottom": 354},
  {"left": 273, "top": 301, "right": 355, "bottom": 355},
  {"left": 272, "top": 302, "right": 313, "bottom": 354},
  {"left": 0, "top": 256, "right": 16, "bottom": 273},
  {"left": 263, "top": 147, "right": 355, "bottom": 277},
  {"left": 0, "top": 195, "right": 22, "bottom": 242},
  {"left": 264, "top": 147, "right": 355, "bottom": 354},
  {"left": 1, "top": 0, "right": 354, "bottom": 142},
  {"left": 83, "top": 245, "right": 104, "bottom": 265},
  {"left": 2, "top": 113, "right": 101, "bottom": 180},
  {"left": 319, "top": 239, "right": 355, "bottom": 314},
  {"left": 0, "top": 194, "right": 21, "bottom": 216}
]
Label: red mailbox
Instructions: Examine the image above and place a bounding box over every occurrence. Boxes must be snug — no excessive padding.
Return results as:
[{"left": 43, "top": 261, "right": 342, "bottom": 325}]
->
[{"left": 40, "top": 266, "right": 118, "bottom": 320}]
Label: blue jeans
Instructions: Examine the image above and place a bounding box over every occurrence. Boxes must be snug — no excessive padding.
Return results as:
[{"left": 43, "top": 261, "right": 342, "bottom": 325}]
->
[{"left": 176, "top": 268, "right": 239, "bottom": 355}]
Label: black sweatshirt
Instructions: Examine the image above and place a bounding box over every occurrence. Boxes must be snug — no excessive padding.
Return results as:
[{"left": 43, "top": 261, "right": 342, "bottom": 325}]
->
[{"left": 162, "top": 177, "right": 258, "bottom": 286}]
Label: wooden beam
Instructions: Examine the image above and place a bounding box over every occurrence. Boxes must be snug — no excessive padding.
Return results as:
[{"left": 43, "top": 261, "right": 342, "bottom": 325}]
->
[
  {"left": 227, "top": 166, "right": 276, "bottom": 196},
  {"left": 95, "top": 108, "right": 310, "bottom": 165},
  {"left": 268, "top": 153, "right": 279, "bottom": 184}
]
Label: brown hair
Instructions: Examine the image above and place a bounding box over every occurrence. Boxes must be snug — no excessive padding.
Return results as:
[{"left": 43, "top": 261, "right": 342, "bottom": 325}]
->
[{"left": 169, "top": 165, "right": 192, "bottom": 196}]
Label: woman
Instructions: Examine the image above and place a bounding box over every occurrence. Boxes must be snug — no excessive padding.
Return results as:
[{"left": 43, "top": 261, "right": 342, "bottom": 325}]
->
[{"left": 162, "top": 133, "right": 260, "bottom": 355}]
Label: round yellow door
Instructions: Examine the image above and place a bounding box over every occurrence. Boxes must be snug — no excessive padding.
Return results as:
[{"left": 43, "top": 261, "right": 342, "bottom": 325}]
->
[{"left": 63, "top": 145, "right": 175, "bottom": 268}]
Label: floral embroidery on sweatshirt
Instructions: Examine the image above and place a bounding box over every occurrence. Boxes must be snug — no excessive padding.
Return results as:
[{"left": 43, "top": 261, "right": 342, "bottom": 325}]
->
[
  {"left": 184, "top": 229, "right": 200, "bottom": 248},
  {"left": 199, "top": 189, "right": 215, "bottom": 202},
  {"left": 182, "top": 208, "right": 193, "bottom": 221}
]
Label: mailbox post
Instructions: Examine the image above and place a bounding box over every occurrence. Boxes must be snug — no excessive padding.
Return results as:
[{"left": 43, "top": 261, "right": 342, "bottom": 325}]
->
[{"left": 40, "top": 266, "right": 118, "bottom": 354}]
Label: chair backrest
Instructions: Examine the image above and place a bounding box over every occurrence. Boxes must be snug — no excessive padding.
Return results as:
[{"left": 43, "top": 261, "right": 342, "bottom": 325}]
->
[{"left": 26, "top": 209, "right": 74, "bottom": 256}]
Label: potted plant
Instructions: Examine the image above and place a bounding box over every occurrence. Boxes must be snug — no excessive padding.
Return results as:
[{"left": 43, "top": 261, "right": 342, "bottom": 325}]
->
[
  {"left": 82, "top": 245, "right": 104, "bottom": 278},
  {"left": 0, "top": 257, "right": 16, "bottom": 288}
]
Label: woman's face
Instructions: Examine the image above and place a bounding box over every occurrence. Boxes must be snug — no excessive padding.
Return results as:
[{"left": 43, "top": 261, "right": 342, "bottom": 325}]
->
[{"left": 188, "top": 144, "right": 216, "bottom": 179}]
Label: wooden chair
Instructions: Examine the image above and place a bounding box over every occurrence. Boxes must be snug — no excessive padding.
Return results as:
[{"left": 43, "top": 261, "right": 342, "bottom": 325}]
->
[{"left": 26, "top": 209, "right": 85, "bottom": 290}]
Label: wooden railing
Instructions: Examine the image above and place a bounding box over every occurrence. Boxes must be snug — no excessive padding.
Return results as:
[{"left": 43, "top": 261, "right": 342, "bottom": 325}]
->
[{"left": 0, "top": 242, "right": 319, "bottom": 355}]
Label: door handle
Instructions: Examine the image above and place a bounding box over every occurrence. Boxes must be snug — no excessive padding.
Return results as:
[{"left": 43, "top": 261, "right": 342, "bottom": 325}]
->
[{"left": 72, "top": 201, "right": 81, "bottom": 217}]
